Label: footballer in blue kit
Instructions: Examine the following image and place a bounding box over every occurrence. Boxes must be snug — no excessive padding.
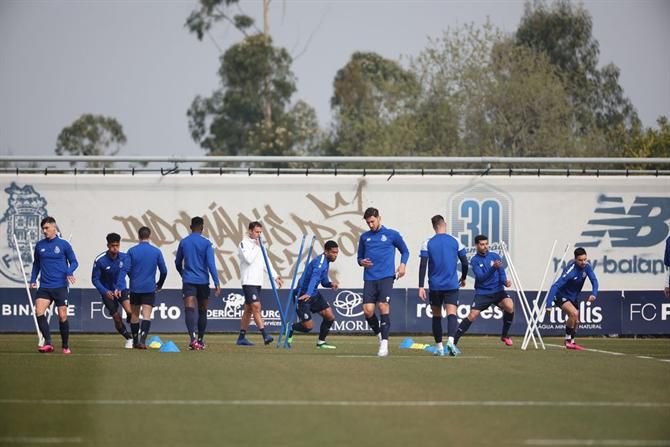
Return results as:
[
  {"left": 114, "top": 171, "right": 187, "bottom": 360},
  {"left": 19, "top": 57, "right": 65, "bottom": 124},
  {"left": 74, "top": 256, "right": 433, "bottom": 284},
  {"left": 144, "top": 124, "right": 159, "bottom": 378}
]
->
[
  {"left": 546, "top": 247, "right": 599, "bottom": 350},
  {"left": 91, "top": 232, "right": 133, "bottom": 348},
  {"left": 30, "top": 216, "right": 79, "bottom": 354},
  {"left": 357, "top": 207, "right": 410, "bottom": 357},
  {"left": 454, "top": 234, "right": 515, "bottom": 347},
  {"left": 125, "top": 226, "right": 168, "bottom": 349},
  {"left": 287, "top": 241, "right": 340, "bottom": 349},
  {"left": 418, "top": 215, "right": 469, "bottom": 356},
  {"left": 175, "top": 216, "right": 221, "bottom": 350}
]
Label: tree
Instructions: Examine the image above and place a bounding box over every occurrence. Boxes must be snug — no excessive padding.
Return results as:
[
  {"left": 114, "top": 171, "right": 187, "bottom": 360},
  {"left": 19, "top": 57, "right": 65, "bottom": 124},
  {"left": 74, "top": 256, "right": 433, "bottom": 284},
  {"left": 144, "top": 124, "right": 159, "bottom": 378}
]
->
[
  {"left": 187, "top": 33, "right": 298, "bottom": 156},
  {"left": 329, "top": 52, "right": 424, "bottom": 157},
  {"left": 515, "top": 0, "right": 639, "bottom": 139},
  {"left": 411, "top": 22, "right": 583, "bottom": 158},
  {"left": 55, "top": 114, "right": 126, "bottom": 166}
]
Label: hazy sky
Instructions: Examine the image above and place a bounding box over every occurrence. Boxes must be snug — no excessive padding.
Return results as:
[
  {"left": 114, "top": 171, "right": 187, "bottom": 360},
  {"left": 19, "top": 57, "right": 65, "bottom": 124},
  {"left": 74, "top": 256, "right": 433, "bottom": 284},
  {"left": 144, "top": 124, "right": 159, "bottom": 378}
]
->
[{"left": 1, "top": 0, "right": 668, "bottom": 158}]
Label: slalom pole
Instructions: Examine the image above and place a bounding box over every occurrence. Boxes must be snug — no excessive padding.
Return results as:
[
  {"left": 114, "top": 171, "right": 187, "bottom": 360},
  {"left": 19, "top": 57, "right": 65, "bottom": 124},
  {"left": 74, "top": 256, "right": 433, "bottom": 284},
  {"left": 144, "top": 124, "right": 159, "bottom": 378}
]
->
[
  {"left": 13, "top": 234, "right": 43, "bottom": 346},
  {"left": 526, "top": 243, "right": 570, "bottom": 350},
  {"left": 258, "top": 236, "right": 285, "bottom": 335},
  {"left": 284, "top": 236, "right": 316, "bottom": 349},
  {"left": 520, "top": 240, "right": 557, "bottom": 350},
  {"left": 277, "top": 235, "right": 306, "bottom": 348},
  {"left": 501, "top": 243, "right": 538, "bottom": 350}
]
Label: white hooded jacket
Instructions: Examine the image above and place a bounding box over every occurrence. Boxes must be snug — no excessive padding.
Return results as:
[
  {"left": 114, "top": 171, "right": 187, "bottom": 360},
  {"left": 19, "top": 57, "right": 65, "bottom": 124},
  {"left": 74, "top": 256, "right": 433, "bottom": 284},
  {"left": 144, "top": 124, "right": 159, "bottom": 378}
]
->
[{"left": 238, "top": 236, "right": 276, "bottom": 286}]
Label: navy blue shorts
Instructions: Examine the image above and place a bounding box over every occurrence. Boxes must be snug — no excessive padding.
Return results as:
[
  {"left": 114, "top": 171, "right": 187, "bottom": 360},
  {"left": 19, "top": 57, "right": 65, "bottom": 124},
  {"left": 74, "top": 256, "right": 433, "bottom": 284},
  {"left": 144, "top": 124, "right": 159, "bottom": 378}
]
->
[
  {"left": 296, "top": 292, "right": 330, "bottom": 322},
  {"left": 242, "top": 285, "right": 261, "bottom": 305},
  {"left": 130, "top": 292, "right": 155, "bottom": 306},
  {"left": 363, "top": 277, "right": 394, "bottom": 304},
  {"left": 554, "top": 296, "right": 577, "bottom": 308},
  {"left": 101, "top": 290, "right": 129, "bottom": 315},
  {"left": 35, "top": 287, "right": 69, "bottom": 307},
  {"left": 471, "top": 290, "right": 509, "bottom": 311},
  {"left": 429, "top": 289, "right": 459, "bottom": 307},
  {"left": 182, "top": 283, "right": 210, "bottom": 301}
]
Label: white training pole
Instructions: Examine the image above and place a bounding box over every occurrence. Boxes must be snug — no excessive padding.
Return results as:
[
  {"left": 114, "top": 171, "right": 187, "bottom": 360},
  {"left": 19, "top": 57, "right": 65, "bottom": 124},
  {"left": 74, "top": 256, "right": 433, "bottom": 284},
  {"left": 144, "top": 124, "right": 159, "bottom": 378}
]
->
[
  {"left": 521, "top": 241, "right": 557, "bottom": 350},
  {"left": 501, "top": 243, "right": 539, "bottom": 350},
  {"left": 526, "top": 243, "right": 570, "bottom": 349},
  {"left": 14, "top": 234, "right": 44, "bottom": 346}
]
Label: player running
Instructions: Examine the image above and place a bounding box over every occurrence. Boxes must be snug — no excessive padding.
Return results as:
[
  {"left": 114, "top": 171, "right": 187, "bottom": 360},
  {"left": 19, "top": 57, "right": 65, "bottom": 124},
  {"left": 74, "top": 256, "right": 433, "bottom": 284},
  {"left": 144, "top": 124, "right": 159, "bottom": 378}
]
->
[
  {"left": 454, "top": 234, "right": 514, "bottom": 347},
  {"left": 91, "top": 232, "right": 133, "bottom": 349},
  {"left": 286, "top": 241, "right": 340, "bottom": 349},
  {"left": 545, "top": 247, "right": 599, "bottom": 350}
]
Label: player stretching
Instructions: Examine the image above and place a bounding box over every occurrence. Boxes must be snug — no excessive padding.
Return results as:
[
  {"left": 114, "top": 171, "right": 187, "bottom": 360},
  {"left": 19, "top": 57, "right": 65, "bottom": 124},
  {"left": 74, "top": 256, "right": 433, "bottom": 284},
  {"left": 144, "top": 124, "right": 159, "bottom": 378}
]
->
[
  {"left": 30, "top": 216, "right": 79, "bottom": 354},
  {"left": 357, "top": 207, "right": 409, "bottom": 357},
  {"left": 418, "top": 215, "right": 468, "bottom": 356},
  {"left": 546, "top": 247, "right": 599, "bottom": 350},
  {"left": 287, "top": 241, "right": 340, "bottom": 349},
  {"left": 92, "top": 233, "right": 133, "bottom": 349},
  {"left": 454, "top": 235, "right": 514, "bottom": 347},
  {"left": 126, "top": 226, "right": 167, "bottom": 349}
]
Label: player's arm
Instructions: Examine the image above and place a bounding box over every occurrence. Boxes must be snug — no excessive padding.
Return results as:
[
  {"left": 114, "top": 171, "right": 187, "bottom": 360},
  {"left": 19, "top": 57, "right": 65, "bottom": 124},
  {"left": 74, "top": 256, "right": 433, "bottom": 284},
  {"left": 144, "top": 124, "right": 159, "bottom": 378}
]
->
[
  {"left": 239, "top": 240, "right": 260, "bottom": 264},
  {"left": 29, "top": 245, "right": 40, "bottom": 287},
  {"left": 174, "top": 241, "right": 184, "bottom": 276},
  {"left": 356, "top": 234, "right": 371, "bottom": 267},
  {"left": 496, "top": 254, "right": 511, "bottom": 287},
  {"left": 586, "top": 264, "right": 599, "bottom": 301},
  {"left": 470, "top": 258, "right": 496, "bottom": 282},
  {"left": 116, "top": 254, "right": 131, "bottom": 291},
  {"left": 304, "top": 263, "right": 323, "bottom": 297},
  {"left": 458, "top": 249, "right": 469, "bottom": 286},
  {"left": 418, "top": 241, "right": 428, "bottom": 301},
  {"left": 156, "top": 252, "right": 168, "bottom": 291},
  {"left": 64, "top": 242, "right": 78, "bottom": 284},
  {"left": 206, "top": 243, "right": 221, "bottom": 295},
  {"left": 394, "top": 232, "right": 410, "bottom": 278},
  {"left": 91, "top": 260, "right": 109, "bottom": 296}
]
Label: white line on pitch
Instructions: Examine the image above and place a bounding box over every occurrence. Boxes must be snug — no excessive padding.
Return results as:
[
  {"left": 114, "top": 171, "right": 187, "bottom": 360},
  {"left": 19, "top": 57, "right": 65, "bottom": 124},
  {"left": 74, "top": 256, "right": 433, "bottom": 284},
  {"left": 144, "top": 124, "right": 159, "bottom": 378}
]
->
[
  {"left": 0, "top": 399, "right": 668, "bottom": 408},
  {"left": 336, "top": 355, "right": 492, "bottom": 359},
  {"left": 546, "top": 343, "right": 670, "bottom": 363},
  {"left": 525, "top": 439, "right": 670, "bottom": 446},
  {"left": 0, "top": 436, "right": 83, "bottom": 444},
  {"left": 0, "top": 353, "right": 117, "bottom": 357}
]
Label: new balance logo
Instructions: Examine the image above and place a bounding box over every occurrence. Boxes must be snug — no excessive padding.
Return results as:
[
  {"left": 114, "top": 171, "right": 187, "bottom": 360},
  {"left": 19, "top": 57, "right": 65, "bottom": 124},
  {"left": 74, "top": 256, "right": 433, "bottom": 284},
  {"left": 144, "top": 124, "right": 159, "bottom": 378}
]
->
[{"left": 577, "top": 195, "right": 670, "bottom": 248}]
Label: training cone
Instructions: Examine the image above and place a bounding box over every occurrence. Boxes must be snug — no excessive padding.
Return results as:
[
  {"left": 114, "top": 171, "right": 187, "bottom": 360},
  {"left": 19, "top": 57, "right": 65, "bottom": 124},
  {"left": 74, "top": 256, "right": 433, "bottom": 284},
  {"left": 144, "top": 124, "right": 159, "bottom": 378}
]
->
[
  {"left": 147, "top": 336, "right": 163, "bottom": 349},
  {"left": 424, "top": 345, "right": 438, "bottom": 354},
  {"left": 159, "top": 340, "right": 180, "bottom": 353},
  {"left": 399, "top": 337, "right": 415, "bottom": 349}
]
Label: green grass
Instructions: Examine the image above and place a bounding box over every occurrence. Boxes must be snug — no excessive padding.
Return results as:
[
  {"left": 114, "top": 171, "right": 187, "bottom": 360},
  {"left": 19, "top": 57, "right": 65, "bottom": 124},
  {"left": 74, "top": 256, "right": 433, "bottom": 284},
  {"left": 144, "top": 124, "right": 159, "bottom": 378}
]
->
[{"left": 1, "top": 334, "right": 669, "bottom": 447}]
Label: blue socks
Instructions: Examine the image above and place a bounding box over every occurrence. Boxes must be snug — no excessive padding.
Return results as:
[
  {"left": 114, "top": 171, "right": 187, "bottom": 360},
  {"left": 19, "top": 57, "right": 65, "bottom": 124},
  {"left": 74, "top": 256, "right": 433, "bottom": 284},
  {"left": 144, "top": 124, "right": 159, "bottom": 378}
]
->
[
  {"left": 380, "top": 314, "right": 390, "bottom": 340},
  {"left": 59, "top": 320, "right": 69, "bottom": 349},
  {"left": 454, "top": 318, "right": 473, "bottom": 344},
  {"left": 185, "top": 307, "right": 196, "bottom": 342},
  {"left": 366, "top": 315, "right": 380, "bottom": 335},
  {"left": 139, "top": 320, "right": 151, "bottom": 344},
  {"left": 447, "top": 314, "right": 458, "bottom": 339},
  {"left": 319, "top": 319, "right": 333, "bottom": 342},
  {"left": 37, "top": 315, "right": 51, "bottom": 345},
  {"left": 502, "top": 311, "right": 514, "bottom": 339},
  {"left": 197, "top": 308, "right": 207, "bottom": 342},
  {"left": 432, "top": 316, "right": 443, "bottom": 343}
]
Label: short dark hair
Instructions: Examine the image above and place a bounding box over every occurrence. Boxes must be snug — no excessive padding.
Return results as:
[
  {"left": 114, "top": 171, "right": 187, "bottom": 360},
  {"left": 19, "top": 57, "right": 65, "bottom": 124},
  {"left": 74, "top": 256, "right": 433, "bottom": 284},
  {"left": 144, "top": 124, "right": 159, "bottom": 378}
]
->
[
  {"left": 191, "top": 216, "right": 204, "bottom": 229},
  {"left": 138, "top": 226, "right": 151, "bottom": 240},
  {"left": 40, "top": 216, "right": 56, "bottom": 228},
  {"left": 106, "top": 233, "right": 121, "bottom": 244},
  {"left": 474, "top": 234, "right": 488, "bottom": 244},
  {"left": 248, "top": 221, "right": 263, "bottom": 231},
  {"left": 574, "top": 247, "right": 587, "bottom": 257},
  {"left": 324, "top": 240, "right": 338, "bottom": 251},
  {"left": 431, "top": 215, "right": 445, "bottom": 229},
  {"left": 363, "top": 207, "right": 379, "bottom": 219}
]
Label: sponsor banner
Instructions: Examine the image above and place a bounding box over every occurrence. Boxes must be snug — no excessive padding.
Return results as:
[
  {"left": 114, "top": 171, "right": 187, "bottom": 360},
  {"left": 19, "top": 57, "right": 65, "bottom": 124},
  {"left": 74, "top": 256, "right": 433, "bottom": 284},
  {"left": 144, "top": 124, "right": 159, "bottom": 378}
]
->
[
  {"left": 1, "top": 288, "right": 667, "bottom": 335},
  {"left": 622, "top": 291, "right": 670, "bottom": 334},
  {"left": 0, "top": 175, "right": 668, "bottom": 293}
]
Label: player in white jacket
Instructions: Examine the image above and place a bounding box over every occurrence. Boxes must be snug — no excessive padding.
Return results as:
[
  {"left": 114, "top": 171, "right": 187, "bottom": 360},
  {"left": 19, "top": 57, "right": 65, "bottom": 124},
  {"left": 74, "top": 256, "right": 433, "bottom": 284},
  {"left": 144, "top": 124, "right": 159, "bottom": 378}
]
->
[{"left": 236, "top": 221, "right": 283, "bottom": 345}]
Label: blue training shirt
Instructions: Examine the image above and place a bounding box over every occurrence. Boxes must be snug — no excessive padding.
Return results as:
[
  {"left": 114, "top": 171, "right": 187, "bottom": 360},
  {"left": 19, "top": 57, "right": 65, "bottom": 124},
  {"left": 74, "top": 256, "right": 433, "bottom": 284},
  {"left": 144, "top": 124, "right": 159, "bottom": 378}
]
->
[
  {"left": 297, "top": 253, "right": 333, "bottom": 297},
  {"left": 470, "top": 251, "right": 507, "bottom": 295},
  {"left": 126, "top": 241, "right": 168, "bottom": 294},
  {"left": 357, "top": 225, "right": 410, "bottom": 281},
  {"left": 175, "top": 232, "right": 220, "bottom": 287},
  {"left": 420, "top": 233, "right": 467, "bottom": 291},
  {"left": 547, "top": 260, "right": 599, "bottom": 306},
  {"left": 30, "top": 236, "right": 79, "bottom": 288},
  {"left": 91, "top": 251, "right": 129, "bottom": 295}
]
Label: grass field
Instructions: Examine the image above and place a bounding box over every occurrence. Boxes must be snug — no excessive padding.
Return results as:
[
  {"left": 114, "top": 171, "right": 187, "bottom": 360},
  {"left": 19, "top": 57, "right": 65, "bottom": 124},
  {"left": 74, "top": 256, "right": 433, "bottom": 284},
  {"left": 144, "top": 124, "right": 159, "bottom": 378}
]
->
[{"left": 0, "top": 333, "right": 669, "bottom": 447}]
